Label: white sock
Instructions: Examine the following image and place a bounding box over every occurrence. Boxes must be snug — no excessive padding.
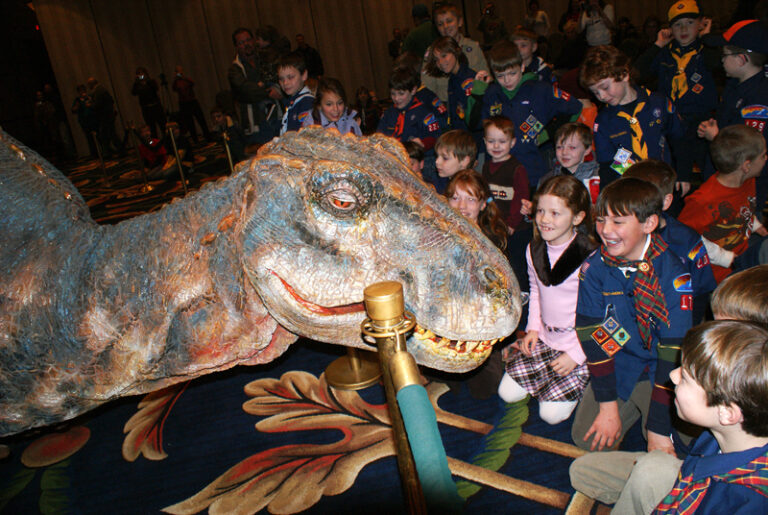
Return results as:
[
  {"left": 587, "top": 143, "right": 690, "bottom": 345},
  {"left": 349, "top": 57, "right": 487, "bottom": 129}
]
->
[
  {"left": 539, "top": 400, "right": 578, "bottom": 425},
  {"left": 498, "top": 374, "right": 529, "bottom": 403}
]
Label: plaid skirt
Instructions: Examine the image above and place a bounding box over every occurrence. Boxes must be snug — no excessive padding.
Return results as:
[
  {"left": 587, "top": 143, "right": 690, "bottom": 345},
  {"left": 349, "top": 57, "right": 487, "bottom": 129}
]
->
[{"left": 504, "top": 340, "right": 589, "bottom": 402}]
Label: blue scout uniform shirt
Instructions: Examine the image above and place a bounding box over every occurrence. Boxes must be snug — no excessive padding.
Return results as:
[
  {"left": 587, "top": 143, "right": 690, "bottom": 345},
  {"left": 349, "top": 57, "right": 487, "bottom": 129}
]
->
[
  {"left": 576, "top": 244, "right": 692, "bottom": 436},
  {"left": 593, "top": 87, "right": 686, "bottom": 185},
  {"left": 659, "top": 213, "right": 717, "bottom": 297},
  {"left": 446, "top": 64, "right": 477, "bottom": 132},
  {"left": 523, "top": 56, "right": 553, "bottom": 83},
  {"left": 280, "top": 86, "right": 314, "bottom": 134},
  {"left": 415, "top": 86, "right": 449, "bottom": 130},
  {"left": 480, "top": 73, "right": 582, "bottom": 186},
  {"left": 376, "top": 96, "right": 443, "bottom": 146},
  {"left": 653, "top": 432, "right": 768, "bottom": 514}
]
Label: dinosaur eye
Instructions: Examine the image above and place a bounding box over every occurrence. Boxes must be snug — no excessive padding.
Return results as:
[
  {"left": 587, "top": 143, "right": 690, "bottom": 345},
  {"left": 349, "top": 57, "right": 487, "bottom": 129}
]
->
[
  {"left": 329, "top": 191, "right": 357, "bottom": 211},
  {"left": 318, "top": 179, "right": 366, "bottom": 218}
]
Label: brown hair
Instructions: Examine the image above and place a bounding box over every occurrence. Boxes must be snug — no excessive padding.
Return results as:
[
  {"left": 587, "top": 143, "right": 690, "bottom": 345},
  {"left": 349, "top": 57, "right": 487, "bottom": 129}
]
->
[
  {"left": 445, "top": 169, "right": 508, "bottom": 250},
  {"left": 711, "top": 265, "right": 768, "bottom": 324},
  {"left": 554, "top": 122, "right": 593, "bottom": 149},
  {"left": 312, "top": 78, "right": 349, "bottom": 121},
  {"left": 434, "top": 3, "right": 461, "bottom": 20},
  {"left": 623, "top": 159, "right": 677, "bottom": 197},
  {"left": 711, "top": 124, "right": 766, "bottom": 175},
  {"left": 681, "top": 320, "right": 768, "bottom": 436},
  {"left": 533, "top": 175, "right": 594, "bottom": 240},
  {"left": 277, "top": 52, "right": 307, "bottom": 74},
  {"left": 580, "top": 45, "right": 631, "bottom": 88},
  {"left": 511, "top": 27, "right": 538, "bottom": 43},
  {"left": 424, "top": 36, "right": 468, "bottom": 78},
  {"left": 483, "top": 116, "right": 515, "bottom": 139},
  {"left": 595, "top": 177, "right": 662, "bottom": 223},
  {"left": 488, "top": 40, "right": 523, "bottom": 73},
  {"left": 435, "top": 129, "right": 477, "bottom": 163}
]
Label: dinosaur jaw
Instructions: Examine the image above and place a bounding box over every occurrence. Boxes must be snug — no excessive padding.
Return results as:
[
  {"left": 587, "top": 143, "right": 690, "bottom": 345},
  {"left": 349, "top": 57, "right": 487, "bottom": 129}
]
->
[{"left": 270, "top": 271, "right": 499, "bottom": 369}]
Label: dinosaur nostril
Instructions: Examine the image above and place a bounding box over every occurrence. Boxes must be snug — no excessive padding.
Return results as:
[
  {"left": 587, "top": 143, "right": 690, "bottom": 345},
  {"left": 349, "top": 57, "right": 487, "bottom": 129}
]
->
[{"left": 483, "top": 267, "right": 500, "bottom": 285}]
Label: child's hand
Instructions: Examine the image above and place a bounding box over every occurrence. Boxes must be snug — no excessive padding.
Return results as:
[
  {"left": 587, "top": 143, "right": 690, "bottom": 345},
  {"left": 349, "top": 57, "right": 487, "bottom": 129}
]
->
[
  {"left": 507, "top": 225, "right": 516, "bottom": 235},
  {"left": 697, "top": 119, "right": 719, "bottom": 141},
  {"left": 519, "top": 330, "right": 538, "bottom": 356},
  {"left": 520, "top": 198, "right": 533, "bottom": 216},
  {"left": 656, "top": 28, "right": 672, "bottom": 47},
  {"left": 647, "top": 431, "right": 675, "bottom": 456},
  {"left": 550, "top": 353, "right": 578, "bottom": 376},
  {"left": 699, "top": 17, "right": 712, "bottom": 36},
  {"left": 584, "top": 401, "right": 621, "bottom": 451},
  {"left": 675, "top": 181, "right": 691, "bottom": 196},
  {"left": 475, "top": 70, "right": 492, "bottom": 83}
]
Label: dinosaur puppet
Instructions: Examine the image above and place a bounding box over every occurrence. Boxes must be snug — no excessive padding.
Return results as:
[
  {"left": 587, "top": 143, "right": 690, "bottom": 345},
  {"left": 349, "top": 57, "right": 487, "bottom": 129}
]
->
[{"left": 0, "top": 127, "right": 521, "bottom": 436}]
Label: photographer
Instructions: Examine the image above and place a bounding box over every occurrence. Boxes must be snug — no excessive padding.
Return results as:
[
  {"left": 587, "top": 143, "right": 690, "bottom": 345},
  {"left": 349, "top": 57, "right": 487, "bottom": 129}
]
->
[
  {"left": 131, "top": 67, "right": 166, "bottom": 138},
  {"left": 579, "top": 0, "right": 614, "bottom": 46},
  {"left": 477, "top": 2, "right": 508, "bottom": 50}
]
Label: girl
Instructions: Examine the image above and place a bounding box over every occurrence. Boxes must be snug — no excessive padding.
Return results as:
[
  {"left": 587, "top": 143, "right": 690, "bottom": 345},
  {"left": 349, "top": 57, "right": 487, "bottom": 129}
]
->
[
  {"left": 303, "top": 78, "right": 362, "bottom": 136},
  {"left": 351, "top": 86, "right": 380, "bottom": 135},
  {"left": 425, "top": 37, "right": 478, "bottom": 133},
  {"left": 446, "top": 169, "right": 507, "bottom": 250},
  {"left": 498, "top": 175, "right": 596, "bottom": 424}
]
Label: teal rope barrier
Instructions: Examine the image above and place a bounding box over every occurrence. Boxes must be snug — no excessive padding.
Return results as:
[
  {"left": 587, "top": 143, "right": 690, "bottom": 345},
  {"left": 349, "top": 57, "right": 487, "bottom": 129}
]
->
[{"left": 397, "top": 383, "right": 463, "bottom": 513}]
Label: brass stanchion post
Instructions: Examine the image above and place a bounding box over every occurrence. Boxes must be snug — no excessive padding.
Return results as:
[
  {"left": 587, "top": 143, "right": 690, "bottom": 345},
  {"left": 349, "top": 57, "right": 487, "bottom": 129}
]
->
[
  {"left": 127, "top": 125, "right": 152, "bottom": 193},
  {"left": 166, "top": 124, "right": 189, "bottom": 195},
  {"left": 91, "top": 131, "right": 110, "bottom": 184},
  {"left": 222, "top": 131, "right": 235, "bottom": 175}
]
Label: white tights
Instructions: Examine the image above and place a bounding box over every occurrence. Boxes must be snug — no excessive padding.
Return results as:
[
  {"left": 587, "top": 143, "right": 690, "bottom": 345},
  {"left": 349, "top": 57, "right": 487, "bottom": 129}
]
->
[{"left": 498, "top": 374, "right": 578, "bottom": 425}]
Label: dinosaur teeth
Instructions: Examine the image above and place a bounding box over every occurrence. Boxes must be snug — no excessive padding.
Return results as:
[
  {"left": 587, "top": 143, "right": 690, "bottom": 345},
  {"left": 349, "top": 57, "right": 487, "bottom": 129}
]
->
[{"left": 465, "top": 341, "right": 479, "bottom": 352}]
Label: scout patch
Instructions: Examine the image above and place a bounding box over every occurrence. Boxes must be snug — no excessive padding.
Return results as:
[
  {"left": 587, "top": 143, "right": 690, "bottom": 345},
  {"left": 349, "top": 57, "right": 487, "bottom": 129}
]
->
[
  {"left": 553, "top": 85, "right": 571, "bottom": 100},
  {"left": 461, "top": 78, "right": 473, "bottom": 96},
  {"left": 297, "top": 111, "right": 309, "bottom": 123},
  {"left": 579, "top": 260, "right": 590, "bottom": 280},
  {"left": 673, "top": 273, "right": 693, "bottom": 293},
  {"left": 591, "top": 304, "right": 630, "bottom": 356},
  {"left": 432, "top": 97, "right": 447, "bottom": 114},
  {"left": 742, "top": 105, "right": 768, "bottom": 132},
  {"left": 691, "top": 84, "right": 703, "bottom": 94},
  {"left": 610, "top": 147, "right": 635, "bottom": 175},
  {"left": 456, "top": 104, "right": 465, "bottom": 120},
  {"left": 690, "top": 73, "right": 701, "bottom": 83},
  {"left": 423, "top": 113, "right": 439, "bottom": 132},
  {"left": 489, "top": 102, "right": 502, "bottom": 116},
  {"left": 687, "top": 241, "right": 709, "bottom": 269},
  {"left": 520, "top": 114, "right": 543, "bottom": 142}
]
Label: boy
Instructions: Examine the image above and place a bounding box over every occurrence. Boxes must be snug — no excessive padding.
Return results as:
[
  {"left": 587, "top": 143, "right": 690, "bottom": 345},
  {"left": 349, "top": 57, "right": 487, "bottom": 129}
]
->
[
  {"left": 210, "top": 106, "right": 247, "bottom": 164},
  {"left": 511, "top": 27, "right": 553, "bottom": 83},
  {"left": 136, "top": 124, "right": 170, "bottom": 174},
  {"left": 543, "top": 122, "right": 600, "bottom": 203},
  {"left": 477, "top": 40, "right": 582, "bottom": 186},
  {"left": 277, "top": 52, "right": 314, "bottom": 135},
  {"left": 570, "top": 265, "right": 768, "bottom": 514},
  {"left": 635, "top": 0, "right": 717, "bottom": 192},
  {"left": 573, "top": 178, "right": 692, "bottom": 457},
  {"left": 434, "top": 129, "right": 477, "bottom": 194},
  {"left": 654, "top": 321, "right": 768, "bottom": 513},
  {"left": 623, "top": 160, "right": 717, "bottom": 322},
  {"left": 402, "top": 140, "right": 425, "bottom": 177},
  {"left": 581, "top": 45, "right": 686, "bottom": 187},
  {"left": 678, "top": 124, "right": 768, "bottom": 283},
  {"left": 698, "top": 19, "right": 768, "bottom": 220},
  {"left": 421, "top": 3, "right": 488, "bottom": 102}
]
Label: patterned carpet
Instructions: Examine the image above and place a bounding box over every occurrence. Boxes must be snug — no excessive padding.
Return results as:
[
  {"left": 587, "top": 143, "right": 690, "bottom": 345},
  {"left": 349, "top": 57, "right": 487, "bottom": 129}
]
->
[{"left": 0, "top": 144, "right": 621, "bottom": 514}]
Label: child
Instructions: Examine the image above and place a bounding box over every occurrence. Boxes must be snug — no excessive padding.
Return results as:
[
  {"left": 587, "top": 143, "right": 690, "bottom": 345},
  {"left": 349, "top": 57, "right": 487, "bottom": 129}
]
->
[
  {"left": 573, "top": 177, "right": 692, "bottom": 455},
  {"left": 446, "top": 169, "right": 508, "bottom": 250},
  {"left": 570, "top": 265, "right": 768, "bottom": 514},
  {"left": 499, "top": 175, "right": 596, "bottom": 424},
  {"left": 511, "top": 27, "right": 553, "bottom": 83},
  {"left": 424, "top": 37, "right": 480, "bottom": 134},
  {"left": 434, "top": 129, "right": 477, "bottom": 194},
  {"left": 481, "top": 116, "right": 529, "bottom": 236},
  {"left": 351, "top": 86, "right": 380, "bottom": 135},
  {"left": 302, "top": 78, "right": 362, "bottom": 136},
  {"left": 580, "top": 45, "right": 685, "bottom": 187},
  {"left": 136, "top": 124, "right": 171, "bottom": 175},
  {"left": 210, "top": 106, "right": 247, "bottom": 164},
  {"left": 623, "top": 160, "right": 717, "bottom": 321},
  {"left": 477, "top": 40, "right": 582, "bottom": 186},
  {"left": 377, "top": 67, "right": 442, "bottom": 152},
  {"left": 655, "top": 321, "right": 768, "bottom": 513},
  {"left": 635, "top": 0, "right": 717, "bottom": 192},
  {"left": 544, "top": 122, "right": 600, "bottom": 203},
  {"left": 678, "top": 124, "right": 768, "bottom": 283},
  {"left": 277, "top": 52, "right": 314, "bottom": 135},
  {"left": 698, "top": 19, "right": 768, "bottom": 220},
  {"left": 421, "top": 2, "right": 488, "bottom": 102},
  {"left": 402, "top": 140, "right": 425, "bottom": 177}
]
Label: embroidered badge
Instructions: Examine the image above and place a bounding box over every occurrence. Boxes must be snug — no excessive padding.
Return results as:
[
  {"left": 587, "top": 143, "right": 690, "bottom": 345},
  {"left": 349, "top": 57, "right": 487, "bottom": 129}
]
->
[
  {"left": 690, "top": 72, "right": 702, "bottom": 83},
  {"left": 457, "top": 104, "right": 465, "bottom": 119},
  {"left": 297, "top": 111, "right": 309, "bottom": 122},
  {"left": 638, "top": 262, "right": 650, "bottom": 272},
  {"left": 591, "top": 304, "right": 630, "bottom": 356},
  {"left": 611, "top": 148, "right": 635, "bottom": 175},
  {"left": 673, "top": 273, "right": 693, "bottom": 293},
  {"left": 688, "top": 241, "right": 709, "bottom": 269},
  {"left": 489, "top": 102, "right": 502, "bottom": 116},
  {"left": 579, "top": 260, "right": 591, "bottom": 280},
  {"left": 745, "top": 119, "right": 766, "bottom": 133},
  {"left": 553, "top": 85, "right": 571, "bottom": 100},
  {"left": 461, "top": 78, "right": 473, "bottom": 96},
  {"left": 741, "top": 105, "right": 768, "bottom": 120},
  {"left": 680, "top": 294, "right": 692, "bottom": 311},
  {"left": 692, "top": 84, "right": 703, "bottom": 94},
  {"left": 520, "top": 115, "right": 542, "bottom": 142}
]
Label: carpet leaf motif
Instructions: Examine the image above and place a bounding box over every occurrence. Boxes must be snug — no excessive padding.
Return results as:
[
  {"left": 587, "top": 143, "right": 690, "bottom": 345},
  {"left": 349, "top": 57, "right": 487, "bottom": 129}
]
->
[{"left": 122, "top": 382, "right": 189, "bottom": 462}]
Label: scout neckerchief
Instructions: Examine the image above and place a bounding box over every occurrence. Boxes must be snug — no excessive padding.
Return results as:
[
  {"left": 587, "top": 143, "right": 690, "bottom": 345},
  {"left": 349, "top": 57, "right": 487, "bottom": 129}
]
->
[
  {"left": 654, "top": 448, "right": 768, "bottom": 514},
  {"left": 392, "top": 97, "right": 423, "bottom": 139},
  {"left": 669, "top": 42, "right": 700, "bottom": 101},
  {"left": 280, "top": 86, "right": 313, "bottom": 134},
  {"left": 600, "top": 232, "right": 669, "bottom": 348},
  {"left": 616, "top": 92, "right": 649, "bottom": 160}
]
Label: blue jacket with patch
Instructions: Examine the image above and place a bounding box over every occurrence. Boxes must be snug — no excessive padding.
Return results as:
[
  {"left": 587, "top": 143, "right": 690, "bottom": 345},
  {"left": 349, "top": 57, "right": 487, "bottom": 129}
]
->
[
  {"left": 576, "top": 245, "right": 692, "bottom": 436},
  {"left": 280, "top": 86, "right": 314, "bottom": 134},
  {"left": 480, "top": 73, "right": 582, "bottom": 186},
  {"left": 446, "top": 64, "right": 478, "bottom": 132},
  {"left": 660, "top": 213, "right": 717, "bottom": 297},
  {"left": 376, "top": 96, "right": 443, "bottom": 150},
  {"left": 415, "top": 86, "right": 449, "bottom": 130}
]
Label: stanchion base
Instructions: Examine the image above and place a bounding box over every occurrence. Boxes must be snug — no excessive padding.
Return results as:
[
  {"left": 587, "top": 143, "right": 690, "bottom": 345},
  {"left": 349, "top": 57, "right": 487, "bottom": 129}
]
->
[
  {"left": 140, "top": 184, "right": 154, "bottom": 193},
  {"left": 325, "top": 350, "right": 381, "bottom": 390}
]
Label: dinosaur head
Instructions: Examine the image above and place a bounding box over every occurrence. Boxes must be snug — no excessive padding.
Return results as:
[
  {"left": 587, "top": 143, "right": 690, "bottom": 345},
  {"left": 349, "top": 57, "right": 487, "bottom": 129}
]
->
[{"left": 237, "top": 128, "right": 520, "bottom": 372}]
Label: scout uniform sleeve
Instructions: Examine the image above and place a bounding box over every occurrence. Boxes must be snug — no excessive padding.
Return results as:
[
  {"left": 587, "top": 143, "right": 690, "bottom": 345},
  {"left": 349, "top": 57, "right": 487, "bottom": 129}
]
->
[{"left": 576, "top": 258, "right": 618, "bottom": 402}]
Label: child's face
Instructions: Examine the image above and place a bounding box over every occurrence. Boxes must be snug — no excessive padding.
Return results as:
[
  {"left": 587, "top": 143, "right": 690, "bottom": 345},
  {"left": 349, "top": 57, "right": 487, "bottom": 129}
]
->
[
  {"left": 484, "top": 125, "right": 514, "bottom": 162},
  {"left": 409, "top": 157, "right": 424, "bottom": 174},
  {"left": 435, "top": 50, "right": 460, "bottom": 75},
  {"left": 320, "top": 91, "right": 345, "bottom": 122},
  {"left": 671, "top": 17, "right": 700, "bottom": 47},
  {"left": 436, "top": 12, "right": 462, "bottom": 39},
  {"left": 212, "top": 112, "right": 225, "bottom": 126},
  {"left": 449, "top": 184, "right": 485, "bottom": 223},
  {"left": 495, "top": 66, "right": 523, "bottom": 91},
  {"left": 391, "top": 88, "right": 416, "bottom": 109},
  {"left": 589, "top": 75, "right": 632, "bottom": 106},
  {"left": 669, "top": 366, "right": 719, "bottom": 428},
  {"left": 596, "top": 208, "right": 656, "bottom": 261},
  {"left": 536, "top": 194, "right": 585, "bottom": 246},
  {"left": 278, "top": 66, "right": 307, "bottom": 97},
  {"left": 556, "top": 134, "right": 592, "bottom": 172},
  {"left": 721, "top": 50, "right": 747, "bottom": 78},
  {"left": 436, "top": 149, "right": 470, "bottom": 178},
  {"left": 745, "top": 145, "right": 768, "bottom": 179},
  {"left": 139, "top": 126, "right": 152, "bottom": 142},
  {"left": 513, "top": 38, "right": 536, "bottom": 62}
]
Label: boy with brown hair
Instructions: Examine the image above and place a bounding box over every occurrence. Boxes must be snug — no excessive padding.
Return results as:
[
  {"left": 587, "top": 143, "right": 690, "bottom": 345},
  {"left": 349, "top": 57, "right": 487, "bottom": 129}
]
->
[
  {"left": 433, "top": 129, "right": 477, "bottom": 194},
  {"left": 678, "top": 124, "right": 768, "bottom": 283},
  {"left": 511, "top": 26, "right": 552, "bottom": 83}
]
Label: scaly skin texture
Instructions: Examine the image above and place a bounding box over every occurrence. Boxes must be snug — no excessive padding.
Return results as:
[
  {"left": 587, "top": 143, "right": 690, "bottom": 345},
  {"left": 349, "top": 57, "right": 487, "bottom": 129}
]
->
[{"left": 0, "top": 128, "right": 520, "bottom": 436}]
